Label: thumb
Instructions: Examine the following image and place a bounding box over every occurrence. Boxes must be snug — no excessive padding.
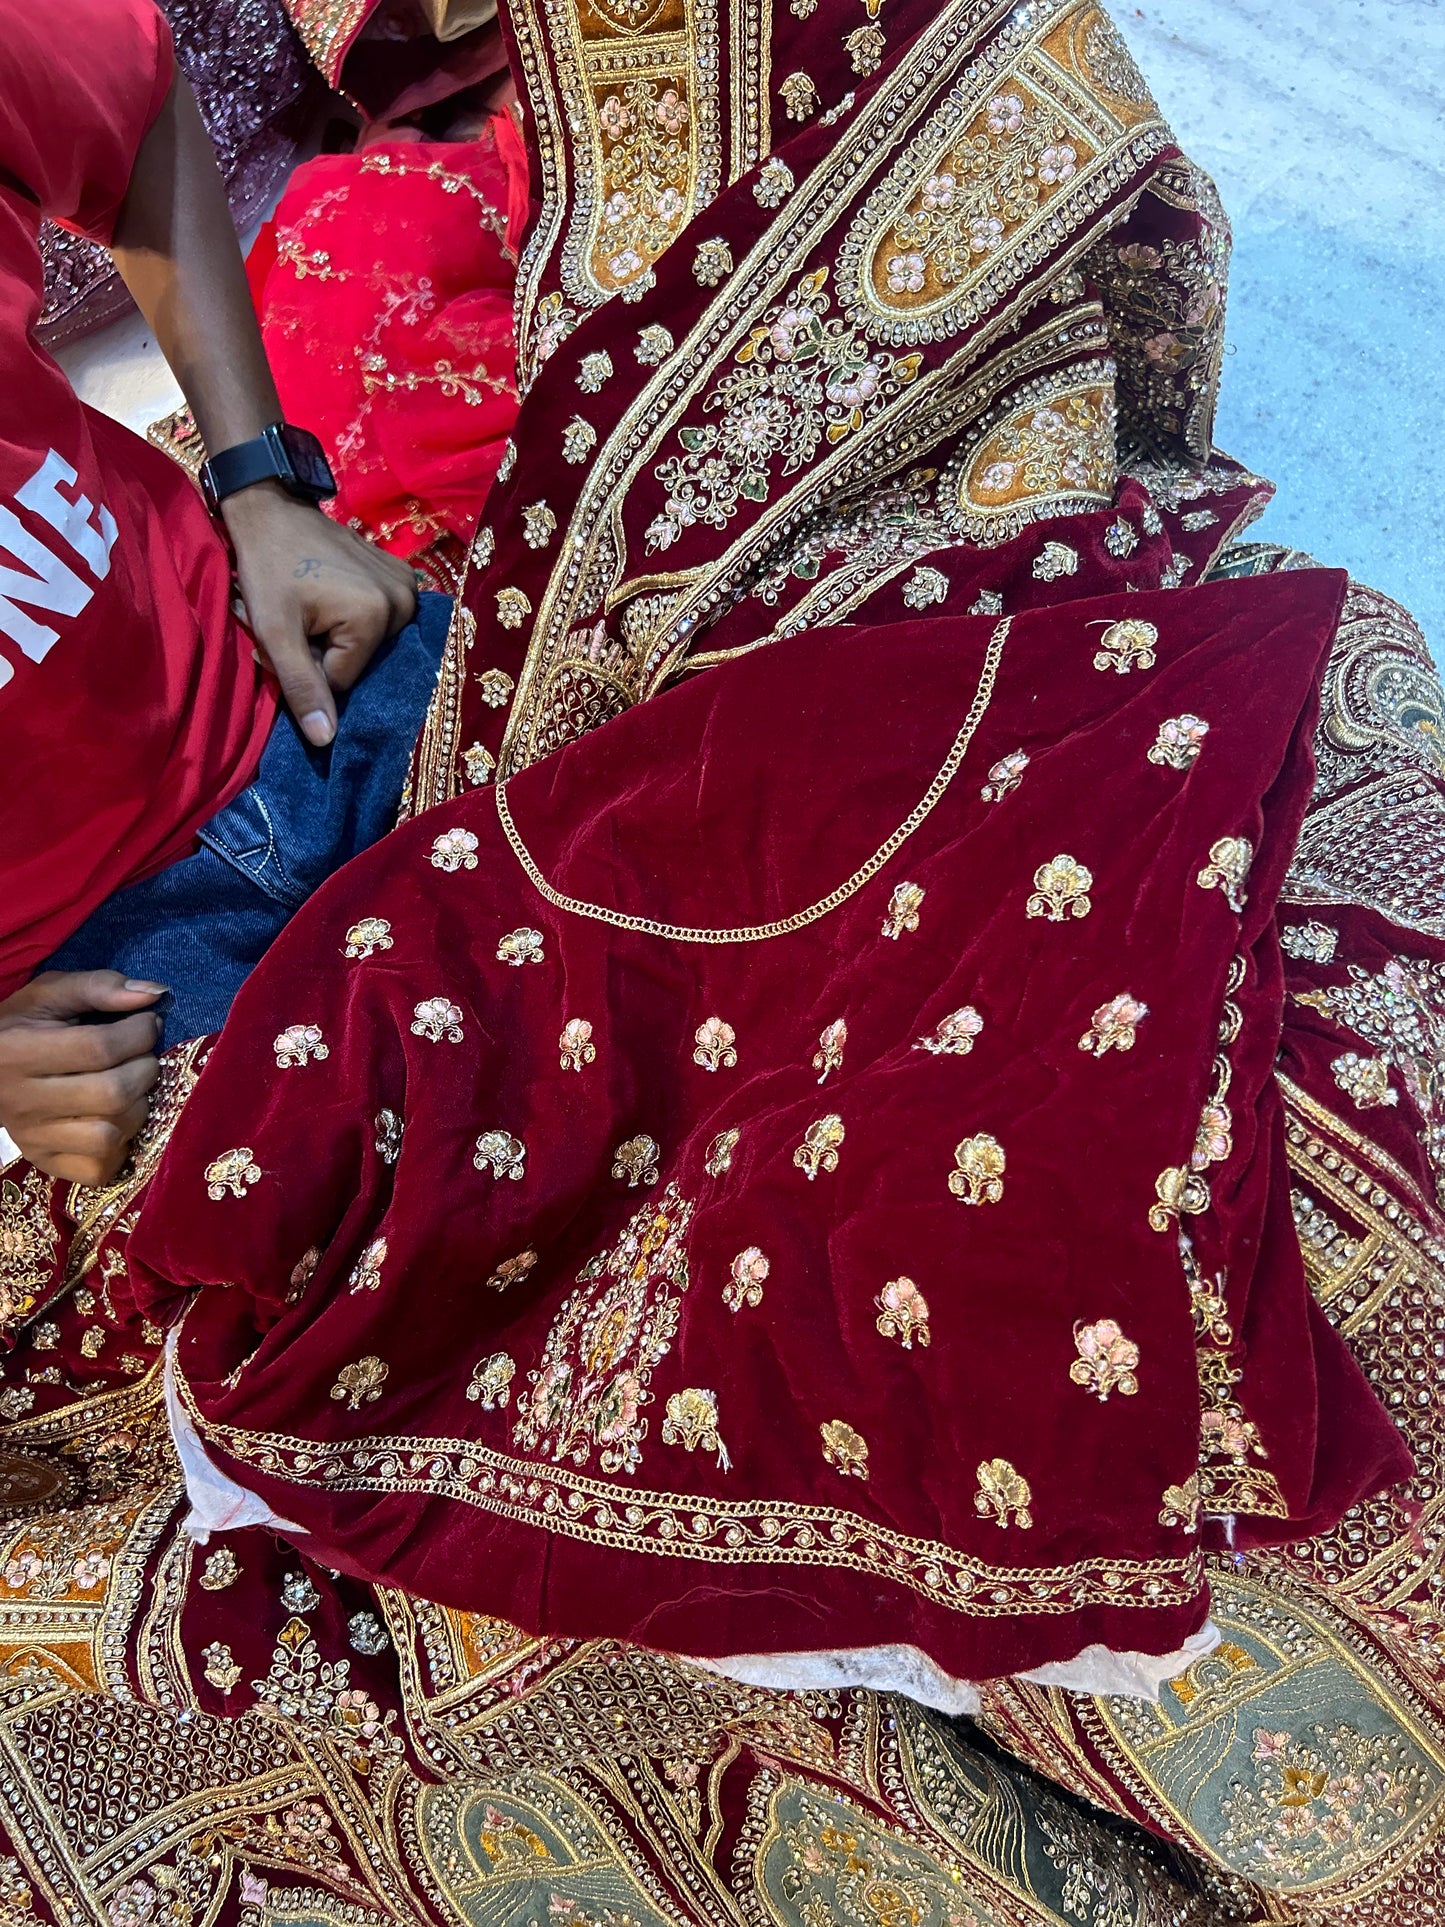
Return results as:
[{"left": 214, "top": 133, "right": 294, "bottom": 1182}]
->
[
  {"left": 20, "top": 970, "right": 166, "bottom": 1022},
  {"left": 254, "top": 617, "right": 338, "bottom": 747}
]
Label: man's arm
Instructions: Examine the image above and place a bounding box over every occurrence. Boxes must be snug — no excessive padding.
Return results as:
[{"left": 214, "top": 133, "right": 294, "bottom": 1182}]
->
[{"left": 110, "top": 73, "right": 418, "bottom": 745}]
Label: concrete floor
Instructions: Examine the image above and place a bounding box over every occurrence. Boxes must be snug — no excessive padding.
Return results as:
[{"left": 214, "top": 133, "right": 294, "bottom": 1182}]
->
[{"left": 60, "top": 1, "right": 1445, "bottom": 655}]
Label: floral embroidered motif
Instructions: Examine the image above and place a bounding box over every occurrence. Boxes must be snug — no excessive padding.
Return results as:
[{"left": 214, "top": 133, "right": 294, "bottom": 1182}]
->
[
  {"left": 348, "top": 1238, "right": 387, "bottom": 1294},
  {"left": 1149, "top": 714, "right": 1209, "bottom": 769},
  {"left": 613, "top": 1135, "right": 661, "bottom": 1187},
  {"left": 559, "top": 1018, "right": 597, "bottom": 1071},
  {"left": 201, "top": 1642, "right": 242, "bottom": 1691},
  {"left": 477, "top": 667, "right": 515, "bottom": 707},
  {"left": 331, "top": 1356, "right": 389, "bottom": 1411},
  {"left": 948, "top": 1134, "right": 1005, "bottom": 1204},
  {"left": 348, "top": 1611, "right": 389, "bottom": 1656},
  {"left": 754, "top": 157, "right": 794, "bottom": 208},
  {"left": 794, "top": 1114, "right": 845, "bottom": 1180},
  {"left": 0, "top": 1171, "right": 58, "bottom": 1313},
  {"left": 963, "top": 388, "right": 1113, "bottom": 520},
  {"left": 844, "top": 23, "right": 884, "bottom": 73},
  {"left": 583, "top": 81, "right": 692, "bottom": 294},
  {"left": 562, "top": 416, "right": 597, "bottom": 464},
  {"left": 1159, "top": 1473, "right": 1201, "bottom": 1531},
  {"left": 1032, "top": 541, "right": 1078, "bottom": 581},
  {"left": 375, "top": 1109, "right": 403, "bottom": 1164},
  {"left": 705, "top": 1128, "right": 740, "bottom": 1176},
  {"left": 693, "top": 237, "right": 733, "bottom": 285},
  {"left": 980, "top": 750, "right": 1028, "bottom": 801},
  {"left": 521, "top": 502, "right": 556, "bottom": 549},
  {"left": 497, "top": 927, "right": 545, "bottom": 965},
  {"left": 205, "top": 1149, "right": 261, "bottom": 1201},
  {"left": 1197, "top": 836, "right": 1253, "bottom": 913},
  {"left": 495, "top": 588, "right": 532, "bottom": 630},
  {"left": 820, "top": 1418, "right": 869, "bottom": 1479},
  {"left": 915, "top": 1006, "right": 984, "bottom": 1056},
  {"left": 514, "top": 1186, "right": 693, "bottom": 1474},
  {"left": 662, "top": 1387, "right": 731, "bottom": 1468},
  {"left": 1092, "top": 618, "right": 1159, "bottom": 673},
  {"left": 466, "top": 1352, "right": 516, "bottom": 1409},
  {"left": 882, "top": 880, "right": 925, "bottom": 939},
  {"left": 1026, "top": 854, "right": 1093, "bottom": 921},
  {"left": 875, "top": 1276, "right": 930, "bottom": 1349},
  {"left": 343, "top": 917, "right": 392, "bottom": 960},
  {"left": 1104, "top": 517, "right": 1138, "bottom": 557},
  {"left": 779, "top": 71, "right": 819, "bottom": 121},
  {"left": 970, "top": 589, "right": 1004, "bottom": 616},
  {"left": 486, "top": 1250, "right": 537, "bottom": 1292},
  {"left": 812, "top": 1019, "right": 847, "bottom": 1083},
  {"left": 975, "top": 1457, "right": 1032, "bottom": 1528},
  {"left": 1148, "top": 1165, "right": 1211, "bottom": 1233},
  {"left": 462, "top": 742, "right": 497, "bottom": 786},
  {"left": 411, "top": 998, "right": 464, "bottom": 1043},
  {"left": 496, "top": 439, "right": 516, "bottom": 483},
  {"left": 1216, "top": 1721, "right": 1424, "bottom": 1884},
  {"left": 901, "top": 564, "right": 949, "bottom": 610},
  {"left": 199, "top": 1547, "right": 239, "bottom": 1591},
  {"left": 723, "top": 1246, "right": 769, "bottom": 1312},
  {"left": 692, "top": 1017, "right": 738, "bottom": 1072},
  {"left": 474, "top": 1132, "right": 526, "bottom": 1180},
  {"left": 287, "top": 1245, "right": 321, "bottom": 1304},
  {"left": 1281, "top": 920, "right": 1338, "bottom": 964},
  {"left": 1191, "top": 1099, "right": 1234, "bottom": 1171},
  {"left": 273, "top": 1024, "right": 328, "bottom": 1068},
  {"left": 1332, "top": 1053, "right": 1396, "bottom": 1109},
  {"left": 430, "top": 827, "right": 480, "bottom": 871},
  {"left": 472, "top": 525, "right": 495, "bottom": 568},
  {"left": 577, "top": 352, "right": 613, "bottom": 393},
  {"left": 635, "top": 325, "right": 674, "bottom": 367},
  {"left": 1070, "top": 1319, "right": 1140, "bottom": 1401},
  {"left": 1078, "top": 993, "right": 1147, "bottom": 1056}
]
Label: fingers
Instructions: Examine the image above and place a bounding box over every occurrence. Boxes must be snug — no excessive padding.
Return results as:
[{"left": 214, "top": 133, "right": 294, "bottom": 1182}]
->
[
  {"left": 29, "top": 1053, "right": 160, "bottom": 1123},
  {"left": 13, "top": 970, "right": 165, "bottom": 1023},
  {"left": 0, "top": 1010, "right": 161, "bottom": 1079},
  {"left": 252, "top": 617, "right": 338, "bottom": 746},
  {"left": 21, "top": 1112, "right": 146, "bottom": 1187}
]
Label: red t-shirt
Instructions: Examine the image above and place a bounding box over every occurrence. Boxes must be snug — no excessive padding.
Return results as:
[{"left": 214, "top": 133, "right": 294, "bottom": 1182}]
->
[{"left": 0, "top": 0, "right": 277, "bottom": 997}]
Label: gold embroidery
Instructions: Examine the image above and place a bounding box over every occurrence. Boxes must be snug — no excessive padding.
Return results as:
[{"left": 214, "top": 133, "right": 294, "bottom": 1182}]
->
[
  {"left": 845, "top": 23, "right": 885, "bottom": 73},
  {"left": 1078, "top": 993, "right": 1147, "bottom": 1056},
  {"left": 1332, "top": 1054, "right": 1397, "bottom": 1109},
  {"left": 1281, "top": 920, "right": 1338, "bottom": 964},
  {"left": 497, "top": 927, "right": 546, "bottom": 965},
  {"left": 1197, "top": 836, "right": 1253, "bottom": 913},
  {"left": 331, "top": 1357, "right": 389, "bottom": 1411},
  {"left": 474, "top": 1133, "right": 527, "bottom": 1180},
  {"left": 522, "top": 502, "right": 557, "bottom": 549},
  {"left": 201, "top": 1641, "right": 242, "bottom": 1692},
  {"left": 662, "top": 1388, "right": 730, "bottom": 1469},
  {"left": 914, "top": 1006, "right": 984, "bottom": 1056},
  {"left": 343, "top": 917, "right": 393, "bottom": 959},
  {"left": 812, "top": 1019, "right": 847, "bottom": 1083},
  {"left": 1158, "top": 1473, "right": 1200, "bottom": 1532},
  {"left": 1148, "top": 714, "right": 1209, "bottom": 769},
  {"left": 348, "top": 1239, "right": 388, "bottom": 1294},
  {"left": 411, "top": 998, "right": 465, "bottom": 1042},
  {"left": 1181, "top": 1236, "right": 1286, "bottom": 1518},
  {"left": 1105, "top": 515, "right": 1138, "bottom": 557},
  {"left": 1026, "top": 854, "right": 1092, "bottom": 920},
  {"left": 486, "top": 1251, "right": 538, "bottom": 1292},
  {"left": 375, "top": 1109, "right": 403, "bottom": 1164},
  {"left": 0, "top": 1172, "right": 58, "bottom": 1322},
  {"left": 577, "top": 353, "right": 612, "bottom": 393},
  {"left": 496, "top": 588, "right": 532, "bottom": 630},
  {"left": 1032, "top": 539, "right": 1078, "bottom": 580},
  {"left": 779, "top": 72, "right": 819, "bottom": 120},
  {"left": 462, "top": 743, "right": 497, "bottom": 786},
  {"left": 478, "top": 667, "right": 516, "bottom": 707},
  {"left": 204, "top": 1149, "right": 261, "bottom": 1201},
  {"left": 560, "top": 1018, "right": 597, "bottom": 1071},
  {"left": 875, "top": 1276, "right": 930, "bottom": 1349},
  {"left": 198, "top": 1548, "right": 239, "bottom": 1591},
  {"left": 613, "top": 1135, "right": 661, "bottom": 1187},
  {"left": 723, "top": 1246, "right": 768, "bottom": 1312},
  {"left": 1070, "top": 1319, "right": 1140, "bottom": 1401},
  {"left": 635, "top": 324, "right": 674, "bottom": 366},
  {"left": 704, "top": 1128, "right": 740, "bottom": 1177},
  {"left": 882, "top": 881, "right": 925, "bottom": 939},
  {"left": 975, "top": 1457, "right": 1032, "bottom": 1528},
  {"left": 754, "top": 157, "right": 794, "bottom": 208},
  {"left": 692, "top": 1017, "right": 738, "bottom": 1071},
  {"left": 288, "top": 1246, "right": 321, "bottom": 1303},
  {"left": 980, "top": 749, "right": 1028, "bottom": 801},
  {"left": 900, "top": 564, "right": 949, "bottom": 610},
  {"left": 962, "top": 385, "right": 1113, "bottom": 523},
  {"left": 1147, "top": 1165, "right": 1210, "bottom": 1233},
  {"left": 430, "top": 826, "right": 481, "bottom": 870},
  {"left": 1091, "top": 616, "right": 1158, "bottom": 672},
  {"left": 692, "top": 237, "right": 733, "bottom": 285},
  {"left": 948, "top": 1133, "right": 1005, "bottom": 1204},
  {"left": 466, "top": 1352, "right": 516, "bottom": 1410},
  {"left": 562, "top": 416, "right": 598, "bottom": 464},
  {"left": 820, "top": 1419, "right": 869, "bottom": 1480},
  {"left": 793, "top": 1115, "right": 844, "bottom": 1180}
]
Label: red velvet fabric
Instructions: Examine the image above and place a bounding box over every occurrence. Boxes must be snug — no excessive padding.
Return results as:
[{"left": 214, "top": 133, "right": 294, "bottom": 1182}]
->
[{"left": 131, "top": 570, "right": 1409, "bottom": 1682}]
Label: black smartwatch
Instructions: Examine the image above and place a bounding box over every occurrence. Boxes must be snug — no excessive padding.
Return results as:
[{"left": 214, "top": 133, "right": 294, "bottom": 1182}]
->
[{"left": 199, "top": 422, "right": 337, "bottom": 514}]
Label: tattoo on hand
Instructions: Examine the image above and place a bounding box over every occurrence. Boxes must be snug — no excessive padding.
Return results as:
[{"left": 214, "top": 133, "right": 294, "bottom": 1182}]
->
[{"left": 294, "top": 558, "right": 325, "bottom": 580}]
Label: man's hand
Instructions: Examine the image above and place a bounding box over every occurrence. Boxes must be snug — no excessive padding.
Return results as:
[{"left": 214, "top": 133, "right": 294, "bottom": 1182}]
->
[
  {"left": 0, "top": 974, "right": 164, "bottom": 1186},
  {"left": 223, "top": 485, "right": 418, "bottom": 748}
]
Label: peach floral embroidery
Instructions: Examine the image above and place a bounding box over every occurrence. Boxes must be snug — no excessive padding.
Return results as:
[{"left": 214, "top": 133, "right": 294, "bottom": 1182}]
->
[
  {"left": 693, "top": 1018, "right": 738, "bottom": 1072},
  {"left": 915, "top": 1006, "right": 983, "bottom": 1056},
  {"left": 1197, "top": 837, "right": 1253, "bottom": 913},
  {"left": 274, "top": 1024, "right": 328, "bottom": 1068},
  {"left": 473, "top": 1132, "right": 526, "bottom": 1180},
  {"left": 705, "top": 1128, "right": 740, "bottom": 1176},
  {"left": 1070, "top": 1319, "right": 1140, "bottom": 1400},
  {"left": 559, "top": 1019, "right": 596, "bottom": 1071},
  {"left": 497, "top": 927, "right": 545, "bottom": 965},
  {"left": 330, "top": 1356, "right": 388, "bottom": 1411},
  {"left": 343, "top": 917, "right": 392, "bottom": 960},
  {"left": 1149, "top": 715, "right": 1209, "bottom": 770},
  {"left": 875, "top": 1276, "right": 930, "bottom": 1348},
  {"left": 613, "top": 1135, "right": 660, "bottom": 1186},
  {"left": 812, "top": 1019, "right": 847, "bottom": 1083},
  {"left": 466, "top": 1351, "right": 515, "bottom": 1409},
  {"left": 1191, "top": 1100, "right": 1234, "bottom": 1172},
  {"left": 486, "top": 1250, "right": 537, "bottom": 1291},
  {"left": 205, "top": 1149, "right": 261, "bottom": 1201},
  {"left": 347, "top": 1238, "right": 387, "bottom": 1294},
  {"left": 662, "top": 1387, "right": 731, "bottom": 1469},
  {"left": 794, "top": 1115, "right": 844, "bottom": 1180},
  {"left": 975, "top": 1457, "right": 1032, "bottom": 1527},
  {"left": 1078, "top": 993, "right": 1148, "bottom": 1056},
  {"left": 1091, "top": 617, "right": 1158, "bottom": 673},
  {"left": 821, "top": 1419, "right": 869, "bottom": 1479},
  {"left": 882, "top": 881, "right": 925, "bottom": 939},
  {"left": 724, "top": 1246, "right": 769, "bottom": 1312},
  {"left": 1026, "top": 855, "right": 1092, "bottom": 920},
  {"left": 411, "top": 998, "right": 464, "bottom": 1042},
  {"left": 430, "top": 828, "right": 479, "bottom": 872},
  {"left": 288, "top": 1246, "right": 321, "bottom": 1304},
  {"left": 948, "top": 1134, "right": 1005, "bottom": 1204},
  {"left": 980, "top": 750, "right": 1028, "bottom": 801}
]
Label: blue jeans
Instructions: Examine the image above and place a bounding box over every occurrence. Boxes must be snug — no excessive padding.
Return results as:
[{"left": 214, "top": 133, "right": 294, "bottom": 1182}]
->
[{"left": 44, "top": 593, "right": 450, "bottom": 1046}]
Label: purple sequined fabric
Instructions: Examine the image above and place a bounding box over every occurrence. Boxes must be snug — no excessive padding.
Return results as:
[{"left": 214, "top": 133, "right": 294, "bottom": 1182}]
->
[{"left": 39, "top": 0, "right": 316, "bottom": 346}]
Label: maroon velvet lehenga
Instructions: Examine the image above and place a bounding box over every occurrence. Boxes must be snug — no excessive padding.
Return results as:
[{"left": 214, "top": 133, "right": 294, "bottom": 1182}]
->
[{"left": 0, "top": 0, "right": 1443, "bottom": 1921}]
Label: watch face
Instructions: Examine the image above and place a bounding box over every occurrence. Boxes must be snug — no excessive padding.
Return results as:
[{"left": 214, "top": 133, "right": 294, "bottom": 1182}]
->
[{"left": 273, "top": 424, "right": 337, "bottom": 500}]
